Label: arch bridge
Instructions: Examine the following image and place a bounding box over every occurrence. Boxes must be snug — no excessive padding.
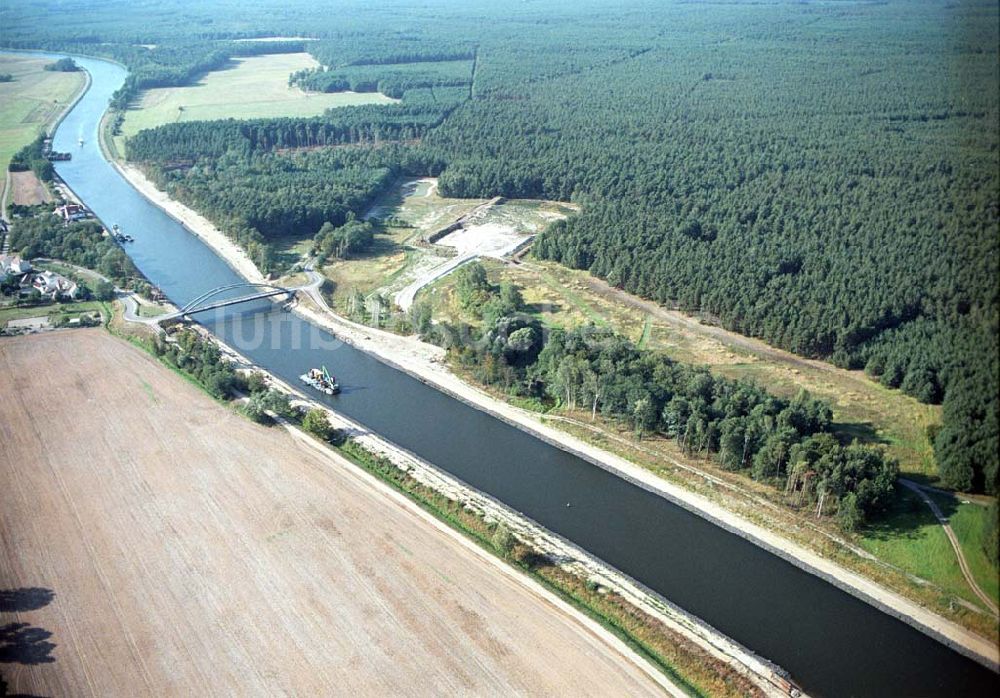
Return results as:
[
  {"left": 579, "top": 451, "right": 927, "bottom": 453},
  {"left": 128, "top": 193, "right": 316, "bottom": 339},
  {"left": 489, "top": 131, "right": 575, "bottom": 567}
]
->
[{"left": 157, "top": 282, "right": 296, "bottom": 324}]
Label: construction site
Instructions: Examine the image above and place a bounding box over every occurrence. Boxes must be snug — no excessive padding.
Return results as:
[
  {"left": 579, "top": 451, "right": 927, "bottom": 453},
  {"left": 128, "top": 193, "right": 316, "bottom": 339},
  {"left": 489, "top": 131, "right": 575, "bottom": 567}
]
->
[{"left": 313, "top": 177, "right": 577, "bottom": 318}]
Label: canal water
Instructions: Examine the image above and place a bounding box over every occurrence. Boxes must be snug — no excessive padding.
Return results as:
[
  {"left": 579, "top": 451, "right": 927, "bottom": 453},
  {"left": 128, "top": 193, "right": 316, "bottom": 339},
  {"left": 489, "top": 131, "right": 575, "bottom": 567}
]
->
[{"left": 31, "top": 52, "right": 999, "bottom": 696}]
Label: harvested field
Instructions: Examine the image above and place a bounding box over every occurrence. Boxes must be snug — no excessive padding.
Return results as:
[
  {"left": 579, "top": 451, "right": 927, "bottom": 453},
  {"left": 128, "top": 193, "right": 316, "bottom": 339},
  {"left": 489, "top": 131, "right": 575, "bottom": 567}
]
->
[
  {"left": 0, "top": 330, "right": 666, "bottom": 696},
  {"left": 0, "top": 53, "right": 85, "bottom": 202},
  {"left": 115, "top": 53, "right": 398, "bottom": 154},
  {"left": 9, "top": 170, "right": 52, "bottom": 205}
]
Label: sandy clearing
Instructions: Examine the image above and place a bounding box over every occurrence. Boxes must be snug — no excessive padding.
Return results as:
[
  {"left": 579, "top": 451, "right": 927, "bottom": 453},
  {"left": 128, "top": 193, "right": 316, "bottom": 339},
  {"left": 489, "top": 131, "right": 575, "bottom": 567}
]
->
[
  {"left": 437, "top": 223, "right": 528, "bottom": 259},
  {"left": 395, "top": 222, "right": 531, "bottom": 310},
  {"left": 0, "top": 330, "right": 670, "bottom": 697}
]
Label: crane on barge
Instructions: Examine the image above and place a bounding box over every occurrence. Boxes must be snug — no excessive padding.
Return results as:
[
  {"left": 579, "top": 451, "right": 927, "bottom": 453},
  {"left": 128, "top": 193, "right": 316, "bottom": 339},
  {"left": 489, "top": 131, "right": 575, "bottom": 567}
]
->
[{"left": 300, "top": 366, "right": 340, "bottom": 395}]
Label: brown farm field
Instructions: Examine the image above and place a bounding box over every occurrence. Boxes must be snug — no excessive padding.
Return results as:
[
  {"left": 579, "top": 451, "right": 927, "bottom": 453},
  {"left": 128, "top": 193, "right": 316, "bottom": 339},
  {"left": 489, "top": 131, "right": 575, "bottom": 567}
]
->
[
  {"left": 9, "top": 170, "right": 52, "bottom": 206},
  {"left": 0, "top": 330, "right": 665, "bottom": 697}
]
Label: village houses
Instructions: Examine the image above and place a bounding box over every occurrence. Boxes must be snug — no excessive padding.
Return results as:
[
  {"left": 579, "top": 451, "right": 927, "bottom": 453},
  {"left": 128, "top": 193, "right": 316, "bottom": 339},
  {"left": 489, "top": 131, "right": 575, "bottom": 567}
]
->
[
  {"left": 0, "top": 254, "right": 33, "bottom": 282},
  {"left": 1, "top": 255, "right": 76, "bottom": 299}
]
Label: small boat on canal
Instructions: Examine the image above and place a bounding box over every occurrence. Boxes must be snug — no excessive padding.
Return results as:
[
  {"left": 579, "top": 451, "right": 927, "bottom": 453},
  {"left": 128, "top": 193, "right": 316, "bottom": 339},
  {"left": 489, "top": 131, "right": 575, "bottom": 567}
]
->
[{"left": 300, "top": 366, "right": 340, "bottom": 395}]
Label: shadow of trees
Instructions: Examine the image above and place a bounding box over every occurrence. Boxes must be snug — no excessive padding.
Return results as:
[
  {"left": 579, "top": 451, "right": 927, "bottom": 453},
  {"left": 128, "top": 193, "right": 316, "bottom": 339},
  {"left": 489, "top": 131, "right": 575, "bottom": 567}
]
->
[
  {"left": 0, "top": 624, "right": 55, "bottom": 666},
  {"left": 832, "top": 420, "right": 889, "bottom": 447},
  {"left": 0, "top": 587, "right": 57, "bottom": 694},
  {"left": 525, "top": 300, "right": 562, "bottom": 315},
  {"left": 0, "top": 590, "right": 54, "bottom": 614},
  {"left": 863, "top": 483, "right": 959, "bottom": 540},
  {"left": 1, "top": 669, "right": 49, "bottom": 698}
]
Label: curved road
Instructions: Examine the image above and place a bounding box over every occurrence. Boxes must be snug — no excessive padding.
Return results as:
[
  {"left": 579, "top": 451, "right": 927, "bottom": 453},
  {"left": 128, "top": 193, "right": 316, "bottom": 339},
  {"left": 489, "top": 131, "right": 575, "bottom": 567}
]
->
[{"left": 900, "top": 479, "right": 999, "bottom": 617}]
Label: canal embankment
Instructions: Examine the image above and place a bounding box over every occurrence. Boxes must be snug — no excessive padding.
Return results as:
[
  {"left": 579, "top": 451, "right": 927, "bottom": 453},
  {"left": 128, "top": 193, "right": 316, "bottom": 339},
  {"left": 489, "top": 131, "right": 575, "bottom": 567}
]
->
[
  {"left": 108, "top": 136, "right": 1000, "bottom": 673},
  {"left": 46, "top": 50, "right": 1000, "bottom": 696},
  {"left": 95, "top": 122, "right": 265, "bottom": 284},
  {"left": 193, "top": 322, "right": 794, "bottom": 697}
]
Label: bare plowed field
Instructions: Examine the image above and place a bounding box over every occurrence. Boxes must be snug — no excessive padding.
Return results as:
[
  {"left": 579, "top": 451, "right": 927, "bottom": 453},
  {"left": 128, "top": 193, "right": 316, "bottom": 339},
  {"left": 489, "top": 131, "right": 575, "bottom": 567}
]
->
[
  {"left": 10, "top": 170, "right": 53, "bottom": 206},
  {"left": 0, "top": 330, "right": 664, "bottom": 696}
]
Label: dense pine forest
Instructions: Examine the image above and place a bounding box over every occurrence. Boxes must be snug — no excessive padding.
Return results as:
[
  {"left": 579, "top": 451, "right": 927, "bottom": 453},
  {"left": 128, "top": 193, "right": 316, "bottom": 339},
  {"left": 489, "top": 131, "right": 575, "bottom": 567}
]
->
[
  {"left": 288, "top": 58, "right": 474, "bottom": 99},
  {"left": 2, "top": 0, "right": 996, "bottom": 494}
]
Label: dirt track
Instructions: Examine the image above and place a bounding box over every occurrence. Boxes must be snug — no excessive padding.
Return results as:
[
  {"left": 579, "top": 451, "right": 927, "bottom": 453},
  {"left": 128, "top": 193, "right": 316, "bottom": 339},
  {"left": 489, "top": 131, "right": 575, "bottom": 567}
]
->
[{"left": 0, "top": 330, "right": 666, "bottom": 696}]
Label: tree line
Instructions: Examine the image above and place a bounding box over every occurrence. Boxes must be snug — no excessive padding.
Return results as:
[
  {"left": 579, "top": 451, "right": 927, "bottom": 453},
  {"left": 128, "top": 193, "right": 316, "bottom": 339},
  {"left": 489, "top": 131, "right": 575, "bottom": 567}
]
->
[
  {"left": 151, "top": 328, "right": 238, "bottom": 399},
  {"left": 289, "top": 59, "right": 473, "bottom": 99},
  {"left": 8, "top": 134, "right": 54, "bottom": 182},
  {"left": 43, "top": 57, "right": 78, "bottom": 72},
  {"left": 126, "top": 101, "right": 455, "bottom": 161},
  {"left": 306, "top": 38, "right": 475, "bottom": 70},
  {"left": 437, "top": 263, "right": 897, "bottom": 530},
  {"left": 9, "top": 214, "right": 139, "bottom": 289}
]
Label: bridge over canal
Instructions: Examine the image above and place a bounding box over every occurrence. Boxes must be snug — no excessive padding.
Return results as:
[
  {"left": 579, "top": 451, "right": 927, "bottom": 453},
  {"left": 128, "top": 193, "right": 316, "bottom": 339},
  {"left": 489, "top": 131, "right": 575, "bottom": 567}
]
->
[{"left": 154, "top": 282, "right": 299, "bottom": 325}]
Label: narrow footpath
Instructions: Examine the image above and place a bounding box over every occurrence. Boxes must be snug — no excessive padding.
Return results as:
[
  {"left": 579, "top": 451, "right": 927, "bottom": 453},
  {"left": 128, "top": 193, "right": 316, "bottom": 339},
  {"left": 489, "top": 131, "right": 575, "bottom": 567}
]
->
[{"left": 900, "top": 479, "right": 999, "bottom": 617}]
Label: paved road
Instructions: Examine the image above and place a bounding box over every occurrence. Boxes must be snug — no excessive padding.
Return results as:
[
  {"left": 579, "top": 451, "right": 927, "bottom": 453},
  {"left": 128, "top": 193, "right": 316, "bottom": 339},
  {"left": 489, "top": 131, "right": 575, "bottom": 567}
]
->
[
  {"left": 394, "top": 227, "right": 530, "bottom": 311},
  {"left": 119, "top": 292, "right": 146, "bottom": 323},
  {"left": 27, "top": 257, "right": 159, "bottom": 325}
]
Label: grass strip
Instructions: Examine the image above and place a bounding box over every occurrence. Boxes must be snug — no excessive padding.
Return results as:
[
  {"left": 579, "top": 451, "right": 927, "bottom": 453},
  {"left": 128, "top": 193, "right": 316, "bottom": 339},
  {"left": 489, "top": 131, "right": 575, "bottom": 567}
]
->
[{"left": 333, "top": 439, "right": 760, "bottom": 698}]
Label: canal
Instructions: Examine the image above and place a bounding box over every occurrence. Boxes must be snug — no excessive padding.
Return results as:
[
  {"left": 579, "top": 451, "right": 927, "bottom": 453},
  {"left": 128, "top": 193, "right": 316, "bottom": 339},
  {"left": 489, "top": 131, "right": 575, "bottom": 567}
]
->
[{"left": 33, "top": 52, "right": 1000, "bottom": 697}]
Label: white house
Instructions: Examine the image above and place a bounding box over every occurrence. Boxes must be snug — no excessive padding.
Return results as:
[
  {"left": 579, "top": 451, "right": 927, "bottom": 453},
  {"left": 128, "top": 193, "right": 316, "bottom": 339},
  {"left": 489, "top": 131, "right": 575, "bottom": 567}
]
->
[
  {"left": 31, "top": 270, "right": 76, "bottom": 299},
  {"left": 0, "top": 254, "right": 32, "bottom": 276},
  {"left": 53, "top": 203, "right": 89, "bottom": 223}
]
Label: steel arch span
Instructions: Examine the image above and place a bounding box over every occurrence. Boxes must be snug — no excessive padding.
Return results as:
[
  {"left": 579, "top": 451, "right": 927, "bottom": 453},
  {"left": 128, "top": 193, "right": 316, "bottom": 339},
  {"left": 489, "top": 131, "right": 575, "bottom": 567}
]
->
[{"left": 180, "top": 283, "right": 292, "bottom": 314}]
